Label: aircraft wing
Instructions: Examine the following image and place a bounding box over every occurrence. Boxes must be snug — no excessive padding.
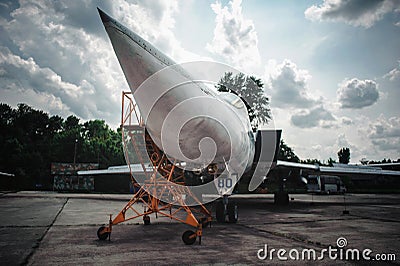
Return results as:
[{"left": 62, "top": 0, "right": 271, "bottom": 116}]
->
[
  {"left": 77, "top": 164, "right": 152, "bottom": 175},
  {"left": 78, "top": 161, "right": 400, "bottom": 176},
  {"left": 366, "top": 162, "right": 400, "bottom": 171},
  {"left": 0, "top": 172, "right": 15, "bottom": 177},
  {"left": 275, "top": 160, "right": 400, "bottom": 176}
]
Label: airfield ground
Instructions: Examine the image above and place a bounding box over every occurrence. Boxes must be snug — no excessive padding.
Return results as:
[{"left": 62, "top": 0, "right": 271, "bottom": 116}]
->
[{"left": 0, "top": 192, "right": 398, "bottom": 265}]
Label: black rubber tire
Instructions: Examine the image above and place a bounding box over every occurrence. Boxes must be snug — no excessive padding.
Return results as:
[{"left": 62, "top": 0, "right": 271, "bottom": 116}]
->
[
  {"left": 215, "top": 200, "right": 225, "bottom": 223},
  {"left": 227, "top": 202, "right": 238, "bottom": 223},
  {"left": 274, "top": 192, "right": 289, "bottom": 205},
  {"left": 97, "top": 226, "right": 109, "bottom": 241},
  {"left": 143, "top": 215, "right": 150, "bottom": 225},
  {"left": 182, "top": 230, "right": 196, "bottom": 245}
]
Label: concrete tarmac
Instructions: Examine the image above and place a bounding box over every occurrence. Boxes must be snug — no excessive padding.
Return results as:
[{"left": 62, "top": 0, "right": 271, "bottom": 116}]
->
[{"left": 0, "top": 191, "right": 398, "bottom": 265}]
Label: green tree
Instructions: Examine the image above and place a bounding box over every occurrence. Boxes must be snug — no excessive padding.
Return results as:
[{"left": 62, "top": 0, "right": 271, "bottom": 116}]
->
[
  {"left": 0, "top": 104, "right": 16, "bottom": 172},
  {"left": 338, "top": 147, "right": 350, "bottom": 164},
  {"left": 0, "top": 103, "right": 54, "bottom": 187},
  {"left": 47, "top": 115, "right": 64, "bottom": 135},
  {"left": 0, "top": 103, "right": 125, "bottom": 189},
  {"left": 80, "top": 119, "right": 124, "bottom": 168},
  {"left": 300, "top": 158, "right": 322, "bottom": 165},
  {"left": 278, "top": 139, "right": 300, "bottom": 162},
  {"left": 327, "top": 157, "right": 336, "bottom": 166},
  {"left": 215, "top": 72, "right": 271, "bottom": 131},
  {"left": 299, "top": 157, "right": 336, "bottom": 167},
  {"left": 52, "top": 115, "right": 81, "bottom": 163},
  {"left": 65, "top": 115, "right": 80, "bottom": 130},
  {"left": 0, "top": 103, "right": 15, "bottom": 127}
]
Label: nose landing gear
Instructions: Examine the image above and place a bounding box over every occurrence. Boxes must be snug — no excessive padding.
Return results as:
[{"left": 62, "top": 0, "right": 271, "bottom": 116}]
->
[{"left": 215, "top": 195, "right": 238, "bottom": 223}]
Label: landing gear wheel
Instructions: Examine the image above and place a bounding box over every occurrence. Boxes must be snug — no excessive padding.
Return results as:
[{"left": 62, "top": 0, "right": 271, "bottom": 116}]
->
[
  {"left": 227, "top": 202, "right": 238, "bottom": 223},
  {"left": 274, "top": 192, "right": 289, "bottom": 205},
  {"left": 97, "top": 226, "right": 110, "bottom": 241},
  {"left": 182, "top": 230, "right": 197, "bottom": 245},
  {"left": 215, "top": 200, "right": 225, "bottom": 223},
  {"left": 143, "top": 215, "right": 150, "bottom": 225}
]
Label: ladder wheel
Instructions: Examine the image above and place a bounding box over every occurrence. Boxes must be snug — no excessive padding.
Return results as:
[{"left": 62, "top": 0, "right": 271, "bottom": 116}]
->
[
  {"left": 97, "top": 226, "right": 109, "bottom": 240},
  {"left": 143, "top": 215, "right": 150, "bottom": 225},
  {"left": 182, "top": 230, "right": 196, "bottom": 245}
]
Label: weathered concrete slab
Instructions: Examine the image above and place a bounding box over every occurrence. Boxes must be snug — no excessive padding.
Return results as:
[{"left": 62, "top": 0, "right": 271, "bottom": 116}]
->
[
  {"left": 0, "top": 192, "right": 398, "bottom": 265},
  {"left": 0, "top": 227, "right": 47, "bottom": 265},
  {"left": 0, "top": 197, "right": 67, "bottom": 226},
  {"left": 0, "top": 197, "right": 67, "bottom": 264}
]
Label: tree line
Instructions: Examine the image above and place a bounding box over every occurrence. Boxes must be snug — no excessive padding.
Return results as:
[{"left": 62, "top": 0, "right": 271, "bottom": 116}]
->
[
  {"left": 0, "top": 103, "right": 125, "bottom": 189},
  {"left": 1, "top": 100, "right": 397, "bottom": 190}
]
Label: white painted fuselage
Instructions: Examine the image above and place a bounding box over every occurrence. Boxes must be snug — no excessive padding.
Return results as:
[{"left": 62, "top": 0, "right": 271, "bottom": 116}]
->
[{"left": 99, "top": 9, "right": 254, "bottom": 174}]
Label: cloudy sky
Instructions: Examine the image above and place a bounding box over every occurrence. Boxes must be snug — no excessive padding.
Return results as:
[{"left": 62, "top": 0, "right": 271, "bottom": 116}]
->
[{"left": 0, "top": 0, "right": 399, "bottom": 163}]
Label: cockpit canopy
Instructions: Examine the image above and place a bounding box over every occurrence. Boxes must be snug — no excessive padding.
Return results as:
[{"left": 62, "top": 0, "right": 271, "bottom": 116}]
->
[{"left": 219, "top": 92, "right": 246, "bottom": 110}]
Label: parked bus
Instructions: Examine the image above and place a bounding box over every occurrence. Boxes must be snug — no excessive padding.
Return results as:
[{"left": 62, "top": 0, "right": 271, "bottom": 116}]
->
[{"left": 307, "top": 175, "right": 346, "bottom": 194}]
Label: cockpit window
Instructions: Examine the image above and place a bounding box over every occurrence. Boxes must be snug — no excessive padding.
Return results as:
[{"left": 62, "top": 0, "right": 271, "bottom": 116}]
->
[{"left": 220, "top": 92, "right": 245, "bottom": 109}]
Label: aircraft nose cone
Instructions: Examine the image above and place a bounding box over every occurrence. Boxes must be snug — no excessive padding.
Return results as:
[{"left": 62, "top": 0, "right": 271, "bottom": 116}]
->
[{"left": 97, "top": 7, "right": 112, "bottom": 23}]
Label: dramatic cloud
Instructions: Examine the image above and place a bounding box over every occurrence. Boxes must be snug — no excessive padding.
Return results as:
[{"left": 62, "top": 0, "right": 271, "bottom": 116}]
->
[
  {"left": 337, "top": 78, "right": 379, "bottom": 109},
  {"left": 383, "top": 61, "right": 400, "bottom": 81},
  {"left": 206, "top": 0, "right": 261, "bottom": 71},
  {"left": 267, "top": 59, "right": 334, "bottom": 129},
  {"left": 267, "top": 59, "right": 320, "bottom": 109},
  {"left": 291, "top": 105, "right": 335, "bottom": 128},
  {"left": 305, "top": 0, "right": 400, "bottom": 28},
  {"left": 110, "top": 0, "right": 200, "bottom": 62},
  {"left": 0, "top": 47, "right": 100, "bottom": 118},
  {"left": 334, "top": 133, "right": 360, "bottom": 159},
  {"left": 0, "top": 0, "right": 197, "bottom": 127},
  {"left": 355, "top": 115, "right": 400, "bottom": 153},
  {"left": 1, "top": 84, "right": 71, "bottom": 117},
  {"left": 367, "top": 115, "right": 400, "bottom": 153},
  {"left": 341, "top": 116, "right": 353, "bottom": 125},
  {"left": 367, "top": 115, "right": 400, "bottom": 139},
  {"left": 371, "top": 139, "right": 400, "bottom": 151},
  {"left": 0, "top": 1, "right": 128, "bottom": 123},
  {"left": 336, "top": 133, "right": 350, "bottom": 148}
]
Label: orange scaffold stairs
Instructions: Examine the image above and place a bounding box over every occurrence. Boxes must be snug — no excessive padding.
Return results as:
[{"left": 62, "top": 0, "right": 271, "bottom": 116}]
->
[{"left": 96, "top": 92, "right": 212, "bottom": 245}]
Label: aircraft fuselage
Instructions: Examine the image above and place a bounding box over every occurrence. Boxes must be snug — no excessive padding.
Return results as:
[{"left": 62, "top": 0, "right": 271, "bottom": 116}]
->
[{"left": 99, "top": 8, "right": 254, "bottom": 175}]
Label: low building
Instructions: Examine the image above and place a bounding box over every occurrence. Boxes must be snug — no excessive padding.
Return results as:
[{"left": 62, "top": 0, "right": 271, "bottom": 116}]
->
[{"left": 51, "top": 163, "right": 98, "bottom": 192}]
